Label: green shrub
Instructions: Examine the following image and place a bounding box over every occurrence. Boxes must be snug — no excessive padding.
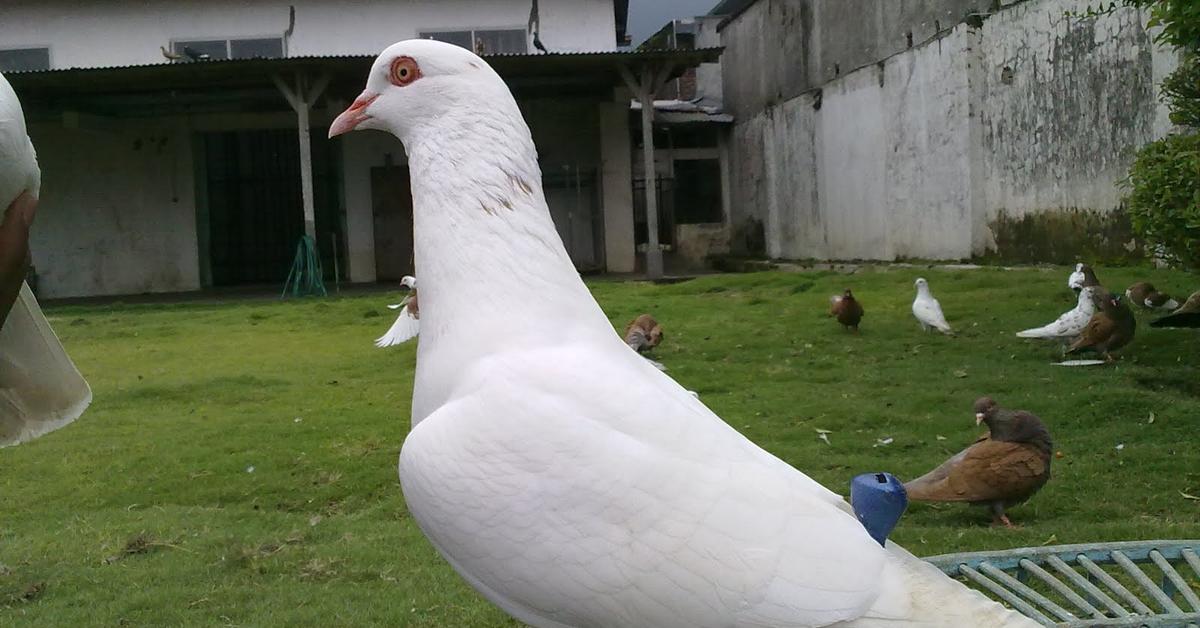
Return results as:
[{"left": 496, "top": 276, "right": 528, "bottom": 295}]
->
[
  {"left": 1124, "top": 133, "right": 1200, "bottom": 269},
  {"left": 1162, "top": 54, "right": 1200, "bottom": 128}
]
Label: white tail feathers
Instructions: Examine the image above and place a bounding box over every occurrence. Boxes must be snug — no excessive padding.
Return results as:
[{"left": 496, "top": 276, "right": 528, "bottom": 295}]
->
[
  {"left": 848, "top": 542, "right": 1039, "bottom": 627},
  {"left": 0, "top": 283, "right": 92, "bottom": 446}
]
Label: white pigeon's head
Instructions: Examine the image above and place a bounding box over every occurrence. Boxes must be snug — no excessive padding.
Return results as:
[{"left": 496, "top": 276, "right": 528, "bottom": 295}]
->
[
  {"left": 329, "top": 39, "right": 508, "bottom": 142},
  {"left": 914, "top": 277, "right": 927, "bottom": 289},
  {"left": 401, "top": 275, "right": 417, "bottom": 289}
]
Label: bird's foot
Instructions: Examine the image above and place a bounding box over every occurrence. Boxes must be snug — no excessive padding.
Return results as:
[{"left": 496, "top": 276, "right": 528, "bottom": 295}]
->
[{"left": 990, "top": 515, "right": 1017, "bottom": 529}]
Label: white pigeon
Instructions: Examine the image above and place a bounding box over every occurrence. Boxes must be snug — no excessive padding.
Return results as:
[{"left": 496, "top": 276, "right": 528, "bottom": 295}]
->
[
  {"left": 375, "top": 275, "right": 419, "bottom": 347},
  {"left": 1067, "top": 263, "right": 1086, "bottom": 293},
  {"left": 330, "top": 40, "right": 1034, "bottom": 628},
  {"left": 0, "top": 71, "right": 92, "bottom": 446},
  {"left": 1016, "top": 286, "right": 1096, "bottom": 342},
  {"left": 911, "top": 278, "right": 953, "bottom": 334}
]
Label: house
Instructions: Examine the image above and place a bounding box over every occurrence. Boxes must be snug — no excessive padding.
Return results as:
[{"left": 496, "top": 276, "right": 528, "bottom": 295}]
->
[{"left": 1, "top": 0, "right": 719, "bottom": 298}]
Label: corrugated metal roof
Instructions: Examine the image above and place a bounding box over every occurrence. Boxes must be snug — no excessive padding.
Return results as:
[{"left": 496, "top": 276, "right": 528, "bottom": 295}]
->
[
  {"left": 5, "top": 48, "right": 722, "bottom": 77},
  {"left": 6, "top": 48, "right": 723, "bottom": 118}
]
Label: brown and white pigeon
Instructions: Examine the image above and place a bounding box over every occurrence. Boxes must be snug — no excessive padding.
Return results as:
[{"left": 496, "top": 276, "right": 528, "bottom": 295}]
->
[
  {"left": 1067, "top": 263, "right": 1101, "bottom": 294},
  {"left": 1125, "top": 282, "right": 1179, "bottom": 311},
  {"left": 1151, "top": 290, "right": 1200, "bottom": 328},
  {"left": 1066, "top": 289, "right": 1136, "bottom": 361},
  {"left": 829, "top": 289, "right": 864, "bottom": 332},
  {"left": 904, "top": 397, "right": 1052, "bottom": 528}
]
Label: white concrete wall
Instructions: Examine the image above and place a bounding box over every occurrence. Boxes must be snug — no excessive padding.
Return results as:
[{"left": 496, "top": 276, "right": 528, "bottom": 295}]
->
[
  {"left": 725, "top": 0, "right": 1174, "bottom": 261},
  {"left": 0, "top": 0, "right": 618, "bottom": 70},
  {"left": 27, "top": 118, "right": 200, "bottom": 298}
]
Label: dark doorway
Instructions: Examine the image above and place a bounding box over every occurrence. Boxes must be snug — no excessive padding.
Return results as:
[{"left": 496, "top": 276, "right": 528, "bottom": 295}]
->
[
  {"left": 202, "top": 129, "right": 342, "bottom": 286},
  {"left": 371, "top": 166, "right": 414, "bottom": 281}
]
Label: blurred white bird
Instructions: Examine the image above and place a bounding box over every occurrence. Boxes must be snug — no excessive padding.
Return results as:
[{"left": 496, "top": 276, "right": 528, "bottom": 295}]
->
[
  {"left": 912, "top": 278, "right": 953, "bottom": 334},
  {"left": 1016, "top": 286, "right": 1096, "bottom": 342},
  {"left": 0, "top": 70, "right": 92, "bottom": 446},
  {"left": 375, "top": 275, "right": 419, "bottom": 347},
  {"left": 330, "top": 40, "right": 1034, "bottom": 628}
]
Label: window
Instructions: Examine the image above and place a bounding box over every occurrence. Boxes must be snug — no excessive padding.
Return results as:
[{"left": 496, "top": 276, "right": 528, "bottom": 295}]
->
[
  {"left": 420, "top": 29, "right": 527, "bottom": 55},
  {"left": 172, "top": 37, "right": 284, "bottom": 62},
  {"left": 0, "top": 48, "right": 50, "bottom": 72},
  {"left": 673, "top": 159, "right": 723, "bottom": 224}
]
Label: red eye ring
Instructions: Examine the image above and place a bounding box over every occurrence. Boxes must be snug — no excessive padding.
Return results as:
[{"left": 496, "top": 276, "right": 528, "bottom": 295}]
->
[{"left": 390, "top": 56, "right": 421, "bottom": 87}]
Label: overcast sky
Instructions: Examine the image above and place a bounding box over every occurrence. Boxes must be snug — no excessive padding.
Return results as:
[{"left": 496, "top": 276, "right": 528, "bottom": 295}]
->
[{"left": 627, "top": 0, "right": 721, "bottom": 46}]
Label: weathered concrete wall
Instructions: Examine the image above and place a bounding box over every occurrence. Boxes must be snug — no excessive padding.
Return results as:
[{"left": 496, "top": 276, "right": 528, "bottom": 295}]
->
[
  {"left": 28, "top": 119, "right": 201, "bottom": 298},
  {"left": 723, "top": 0, "right": 1175, "bottom": 261},
  {"left": 720, "top": 0, "right": 987, "bottom": 120},
  {"left": 974, "top": 1, "right": 1160, "bottom": 257}
]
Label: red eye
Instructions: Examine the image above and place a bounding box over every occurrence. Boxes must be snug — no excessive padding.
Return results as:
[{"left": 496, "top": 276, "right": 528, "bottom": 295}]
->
[{"left": 390, "top": 56, "right": 421, "bottom": 87}]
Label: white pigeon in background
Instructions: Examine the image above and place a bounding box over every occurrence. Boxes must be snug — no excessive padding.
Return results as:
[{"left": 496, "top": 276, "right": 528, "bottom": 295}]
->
[
  {"left": 375, "top": 275, "right": 419, "bottom": 347},
  {"left": 1067, "top": 263, "right": 1086, "bottom": 293},
  {"left": 329, "top": 40, "right": 1034, "bottom": 628},
  {"left": 912, "top": 277, "right": 953, "bottom": 334},
  {"left": 1016, "top": 286, "right": 1096, "bottom": 342},
  {"left": 0, "top": 70, "right": 92, "bottom": 446}
]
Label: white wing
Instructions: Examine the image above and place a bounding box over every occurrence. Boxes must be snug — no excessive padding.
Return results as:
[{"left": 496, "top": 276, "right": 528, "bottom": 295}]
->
[
  {"left": 399, "top": 344, "right": 1031, "bottom": 628},
  {"left": 912, "top": 296, "right": 952, "bottom": 333},
  {"left": 0, "top": 284, "right": 92, "bottom": 446},
  {"left": 1017, "top": 289, "right": 1096, "bottom": 339},
  {"left": 374, "top": 299, "right": 419, "bottom": 348}
]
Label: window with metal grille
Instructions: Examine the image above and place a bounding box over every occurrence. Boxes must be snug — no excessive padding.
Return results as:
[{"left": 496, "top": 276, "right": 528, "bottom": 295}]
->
[
  {"left": 420, "top": 29, "right": 527, "bottom": 55},
  {"left": 172, "top": 37, "right": 284, "bottom": 62},
  {"left": 0, "top": 48, "right": 50, "bottom": 72}
]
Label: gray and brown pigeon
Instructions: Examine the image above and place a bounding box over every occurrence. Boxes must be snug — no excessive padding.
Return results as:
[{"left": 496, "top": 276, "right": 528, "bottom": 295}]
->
[
  {"left": 829, "top": 289, "right": 864, "bottom": 332},
  {"left": 904, "top": 397, "right": 1052, "bottom": 528},
  {"left": 1066, "top": 289, "right": 1136, "bottom": 361}
]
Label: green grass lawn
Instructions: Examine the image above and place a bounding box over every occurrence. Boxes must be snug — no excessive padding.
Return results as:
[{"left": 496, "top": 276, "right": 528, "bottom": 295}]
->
[{"left": 2, "top": 266, "right": 1198, "bottom": 626}]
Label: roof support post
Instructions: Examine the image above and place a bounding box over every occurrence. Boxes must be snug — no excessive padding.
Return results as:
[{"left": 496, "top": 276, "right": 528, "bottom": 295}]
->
[
  {"left": 620, "top": 61, "right": 673, "bottom": 279},
  {"left": 273, "top": 71, "right": 330, "bottom": 240}
]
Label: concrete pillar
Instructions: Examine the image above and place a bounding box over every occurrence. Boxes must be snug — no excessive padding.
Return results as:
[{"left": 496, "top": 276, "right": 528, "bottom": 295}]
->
[{"left": 599, "top": 96, "right": 635, "bottom": 273}]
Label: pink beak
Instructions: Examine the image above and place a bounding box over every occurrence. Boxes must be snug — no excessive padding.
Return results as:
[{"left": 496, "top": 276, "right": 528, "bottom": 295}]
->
[{"left": 328, "top": 92, "right": 379, "bottom": 138}]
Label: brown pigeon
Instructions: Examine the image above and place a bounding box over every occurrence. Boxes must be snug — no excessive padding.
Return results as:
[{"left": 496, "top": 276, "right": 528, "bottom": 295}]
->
[
  {"left": 904, "top": 397, "right": 1052, "bottom": 528},
  {"left": 1125, "top": 282, "right": 1179, "bottom": 311},
  {"left": 624, "top": 314, "right": 663, "bottom": 353},
  {"left": 1151, "top": 290, "right": 1200, "bottom": 328},
  {"left": 1066, "top": 289, "right": 1136, "bottom": 361},
  {"left": 829, "top": 289, "right": 864, "bottom": 332}
]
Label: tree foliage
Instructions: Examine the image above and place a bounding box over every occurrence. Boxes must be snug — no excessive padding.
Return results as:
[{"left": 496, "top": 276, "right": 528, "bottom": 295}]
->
[
  {"left": 1124, "top": 134, "right": 1200, "bottom": 269},
  {"left": 1114, "top": 0, "right": 1200, "bottom": 268}
]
